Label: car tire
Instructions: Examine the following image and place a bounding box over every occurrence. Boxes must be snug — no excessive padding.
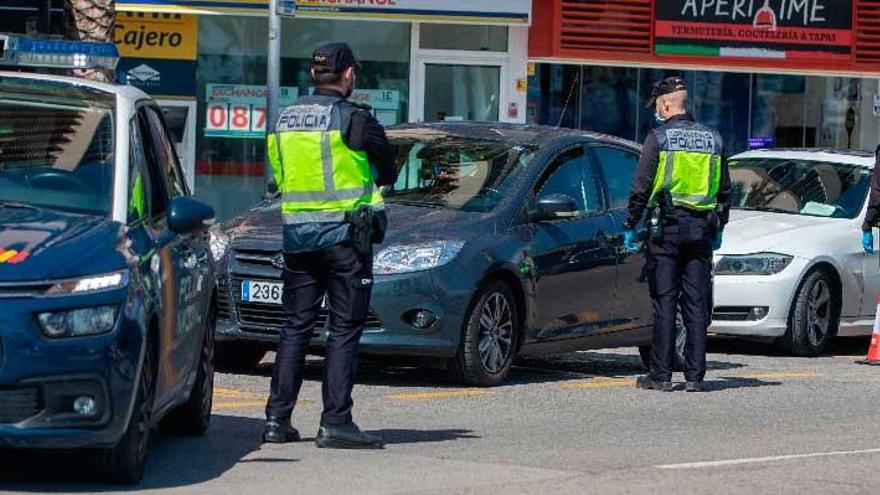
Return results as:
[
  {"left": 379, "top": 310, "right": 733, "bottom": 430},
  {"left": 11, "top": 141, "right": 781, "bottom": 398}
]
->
[
  {"left": 778, "top": 268, "right": 839, "bottom": 357},
  {"left": 448, "top": 281, "right": 520, "bottom": 387},
  {"left": 214, "top": 342, "right": 265, "bottom": 372},
  {"left": 97, "top": 334, "right": 156, "bottom": 485},
  {"left": 638, "top": 312, "right": 686, "bottom": 372},
  {"left": 162, "top": 306, "right": 215, "bottom": 437}
]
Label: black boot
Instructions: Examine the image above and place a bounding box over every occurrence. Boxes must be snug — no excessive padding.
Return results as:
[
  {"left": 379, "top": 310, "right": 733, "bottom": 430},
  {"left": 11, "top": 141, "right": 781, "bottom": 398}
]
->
[
  {"left": 635, "top": 375, "right": 673, "bottom": 392},
  {"left": 315, "top": 422, "right": 384, "bottom": 450},
  {"left": 263, "top": 417, "right": 301, "bottom": 444},
  {"left": 685, "top": 381, "right": 704, "bottom": 392}
]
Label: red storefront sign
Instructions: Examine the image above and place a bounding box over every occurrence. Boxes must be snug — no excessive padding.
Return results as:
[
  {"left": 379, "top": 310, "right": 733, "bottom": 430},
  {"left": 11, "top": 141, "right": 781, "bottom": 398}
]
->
[
  {"left": 654, "top": 0, "right": 852, "bottom": 61},
  {"left": 529, "top": 0, "right": 880, "bottom": 73}
]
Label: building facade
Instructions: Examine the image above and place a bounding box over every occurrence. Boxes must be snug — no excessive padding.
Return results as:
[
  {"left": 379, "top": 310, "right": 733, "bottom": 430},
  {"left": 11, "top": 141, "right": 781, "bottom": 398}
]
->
[
  {"left": 527, "top": 0, "right": 880, "bottom": 156},
  {"left": 0, "top": 0, "right": 531, "bottom": 221}
]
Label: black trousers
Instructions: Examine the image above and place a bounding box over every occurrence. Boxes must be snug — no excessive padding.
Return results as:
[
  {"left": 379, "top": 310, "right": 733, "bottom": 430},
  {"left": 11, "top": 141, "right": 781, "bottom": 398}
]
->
[
  {"left": 646, "top": 215, "right": 713, "bottom": 383},
  {"left": 265, "top": 242, "right": 373, "bottom": 425}
]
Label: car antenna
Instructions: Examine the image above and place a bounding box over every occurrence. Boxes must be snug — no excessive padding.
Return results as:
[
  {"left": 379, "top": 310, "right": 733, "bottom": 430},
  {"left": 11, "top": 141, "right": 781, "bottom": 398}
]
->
[{"left": 556, "top": 71, "right": 580, "bottom": 128}]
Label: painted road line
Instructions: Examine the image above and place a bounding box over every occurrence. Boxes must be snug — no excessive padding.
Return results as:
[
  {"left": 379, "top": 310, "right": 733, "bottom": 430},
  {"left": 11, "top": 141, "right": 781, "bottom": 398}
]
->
[
  {"left": 214, "top": 387, "right": 266, "bottom": 399},
  {"left": 556, "top": 371, "right": 818, "bottom": 390},
  {"left": 386, "top": 389, "right": 492, "bottom": 400},
  {"left": 656, "top": 448, "right": 880, "bottom": 470},
  {"left": 728, "top": 371, "right": 819, "bottom": 379},
  {"left": 213, "top": 401, "right": 268, "bottom": 410},
  {"left": 557, "top": 378, "right": 634, "bottom": 390}
]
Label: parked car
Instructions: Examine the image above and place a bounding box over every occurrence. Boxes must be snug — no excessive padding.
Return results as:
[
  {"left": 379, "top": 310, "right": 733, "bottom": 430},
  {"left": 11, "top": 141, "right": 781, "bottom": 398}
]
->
[
  {"left": 712, "top": 149, "right": 876, "bottom": 355},
  {"left": 0, "top": 72, "right": 217, "bottom": 484},
  {"left": 213, "top": 122, "right": 657, "bottom": 385}
]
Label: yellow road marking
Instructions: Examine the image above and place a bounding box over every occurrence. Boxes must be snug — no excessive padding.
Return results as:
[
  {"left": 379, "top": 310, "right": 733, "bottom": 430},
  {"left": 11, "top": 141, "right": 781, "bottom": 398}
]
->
[
  {"left": 212, "top": 400, "right": 268, "bottom": 410},
  {"left": 558, "top": 378, "right": 634, "bottom": 390},
  {"left": 214, "top": 387, "right": 264, "bottom": 399},
  {"left": 386, "top": 389, "right": 491, "bottom": 400}
]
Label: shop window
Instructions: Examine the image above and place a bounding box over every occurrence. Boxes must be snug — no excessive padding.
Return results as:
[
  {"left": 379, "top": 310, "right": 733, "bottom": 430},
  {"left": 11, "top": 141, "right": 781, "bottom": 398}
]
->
[
  {"left": 751, "top": 75, "right": 806, "bottom": 149},
  {"left": 419, "top": 24, "right": 508, "bottom": 52},
  {"left": 527, "top": 64, "right": 579, "bottom": 129},
  {"left": 194, "top": 15, "right": 411, "bottom": 221},
  {"left": 579, "top": 66, "right": 638, "bottom": 141}
]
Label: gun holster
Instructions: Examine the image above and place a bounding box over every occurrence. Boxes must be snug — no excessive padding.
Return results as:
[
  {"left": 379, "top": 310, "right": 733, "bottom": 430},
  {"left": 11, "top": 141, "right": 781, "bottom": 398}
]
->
[{"left": 346, "top": 205, "right": 374, "bottom": 255}]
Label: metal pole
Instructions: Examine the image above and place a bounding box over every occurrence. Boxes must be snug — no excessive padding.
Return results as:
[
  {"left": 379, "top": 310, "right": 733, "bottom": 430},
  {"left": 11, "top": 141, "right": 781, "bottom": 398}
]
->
[{"left": 265, "top": 0, "right": 282, "bottom": 195}]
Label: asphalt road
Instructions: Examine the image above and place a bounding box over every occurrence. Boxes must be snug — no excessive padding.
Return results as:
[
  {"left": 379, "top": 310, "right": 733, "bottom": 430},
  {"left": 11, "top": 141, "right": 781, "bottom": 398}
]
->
[{"left": 1, "top": 337, "right": 879, "bottom": 495}]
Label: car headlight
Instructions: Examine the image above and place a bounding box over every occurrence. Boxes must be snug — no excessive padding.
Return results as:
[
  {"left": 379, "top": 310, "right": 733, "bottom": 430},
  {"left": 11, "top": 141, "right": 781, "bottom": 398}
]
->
[
  {"left": 45, "top": 270, "right": 129, "bottom": 296},
  {"left": 38, "top": 305, "right": 119, "bottom": 338},
  {"left": 374, "top": 240, "right": 466, "bottom": 275},
  {"left": 715, "top": 253, "right": 793, "bottom": 276},
  {"left": 209, "top": 226, "right": 230, "bottom": 263}
]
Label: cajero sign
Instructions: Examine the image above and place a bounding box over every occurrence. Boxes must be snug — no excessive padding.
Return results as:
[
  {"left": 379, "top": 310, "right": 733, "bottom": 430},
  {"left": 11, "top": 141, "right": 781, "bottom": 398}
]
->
[{"left": 115, "top": 12, "right": 198, "bottom": 61}]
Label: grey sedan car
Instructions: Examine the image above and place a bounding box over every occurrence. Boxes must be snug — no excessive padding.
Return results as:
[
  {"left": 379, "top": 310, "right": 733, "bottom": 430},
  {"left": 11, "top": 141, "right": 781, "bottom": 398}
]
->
[{"left": 213, "top": 123, "right": 654, "bottom": 385}]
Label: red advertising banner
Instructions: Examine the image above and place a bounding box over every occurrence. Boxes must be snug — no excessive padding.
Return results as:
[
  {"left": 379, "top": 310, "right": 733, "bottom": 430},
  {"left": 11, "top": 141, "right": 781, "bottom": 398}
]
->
[{"left": 655, "top": 0, "right": 853, "bottom": 61}]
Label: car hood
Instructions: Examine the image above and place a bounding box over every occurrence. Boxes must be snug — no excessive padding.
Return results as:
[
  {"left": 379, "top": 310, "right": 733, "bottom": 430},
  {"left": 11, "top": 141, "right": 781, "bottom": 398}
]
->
[
  {"left": 0, "top": 206, "right": 128, "bottom": 282},
  {"left": 225, "top": 201, "right": 496, "bottom": 251},
  {"left": 720, "top": 208, "right": 845, "bottom": 256}
]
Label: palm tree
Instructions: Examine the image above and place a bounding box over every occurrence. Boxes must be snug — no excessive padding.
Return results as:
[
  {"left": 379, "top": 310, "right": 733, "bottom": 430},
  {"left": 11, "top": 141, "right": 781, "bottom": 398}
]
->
[{"left": 64, "top": 0, "right": 116, "bottom": 82}]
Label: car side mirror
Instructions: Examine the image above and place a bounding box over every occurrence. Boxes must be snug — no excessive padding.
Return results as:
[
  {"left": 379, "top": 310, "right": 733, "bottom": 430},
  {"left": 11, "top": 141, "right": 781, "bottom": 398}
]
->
[
  {"left": 168, "top": 196, "right": 215, "bottom": 234},
  {"left": 532, "top": 194, "right": 579, "bottom": 222}
]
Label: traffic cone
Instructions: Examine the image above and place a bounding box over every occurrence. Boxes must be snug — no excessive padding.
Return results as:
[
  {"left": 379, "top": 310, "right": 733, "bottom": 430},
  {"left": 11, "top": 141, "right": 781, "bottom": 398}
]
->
[{"left": 857, "top": 293, "right": 880, "bottom": 366}]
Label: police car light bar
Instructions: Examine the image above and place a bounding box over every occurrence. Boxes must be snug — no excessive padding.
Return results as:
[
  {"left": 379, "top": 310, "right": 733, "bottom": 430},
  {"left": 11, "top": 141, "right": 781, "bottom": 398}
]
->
[{"left": 0, "top": 35, "right": 118, "bottom": 70}]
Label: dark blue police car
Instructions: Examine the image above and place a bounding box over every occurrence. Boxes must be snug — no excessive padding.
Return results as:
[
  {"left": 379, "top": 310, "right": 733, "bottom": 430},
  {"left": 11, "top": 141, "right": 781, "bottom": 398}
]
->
[{"left": 0, "top": 72, "right": 218, "bottom": 483}]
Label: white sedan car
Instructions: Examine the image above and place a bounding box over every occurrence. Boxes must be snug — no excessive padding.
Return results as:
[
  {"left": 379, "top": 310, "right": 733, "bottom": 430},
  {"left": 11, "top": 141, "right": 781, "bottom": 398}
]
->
[{"left": 711, "top": 149, "right": 876, "bottom": 356}]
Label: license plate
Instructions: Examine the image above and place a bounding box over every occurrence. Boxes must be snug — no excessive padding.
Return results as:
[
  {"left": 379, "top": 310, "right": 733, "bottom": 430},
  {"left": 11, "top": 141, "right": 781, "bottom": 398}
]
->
[{"left": 241, "top": 280, "right": 283, "bottom": 305}]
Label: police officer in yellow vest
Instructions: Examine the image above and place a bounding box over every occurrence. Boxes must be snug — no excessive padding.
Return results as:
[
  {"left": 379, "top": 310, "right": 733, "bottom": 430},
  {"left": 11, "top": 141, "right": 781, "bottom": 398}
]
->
[
  {"left": 623, "top": 76, "right": 731, "bottom": 393},
  {"left": 263, "top": 43, "right": 397, "bottom": 448}
]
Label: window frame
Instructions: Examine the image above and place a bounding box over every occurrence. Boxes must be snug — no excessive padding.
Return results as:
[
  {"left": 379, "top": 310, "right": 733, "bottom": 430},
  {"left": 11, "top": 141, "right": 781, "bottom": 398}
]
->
[
  {"left": 133, "top": 102, "right": 173, "bottom": 223},
  {"left": 530, "top": 143, "right": 606, "bottom": 223},
  {"left": 587, "top": 143, "right": 641, "bottom": 213}
]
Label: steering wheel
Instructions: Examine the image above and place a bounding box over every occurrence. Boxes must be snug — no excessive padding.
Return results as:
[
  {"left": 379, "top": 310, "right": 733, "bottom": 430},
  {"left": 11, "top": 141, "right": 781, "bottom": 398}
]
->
[{"left": 28, "top": 170, "right": 91, "bottom": 192}]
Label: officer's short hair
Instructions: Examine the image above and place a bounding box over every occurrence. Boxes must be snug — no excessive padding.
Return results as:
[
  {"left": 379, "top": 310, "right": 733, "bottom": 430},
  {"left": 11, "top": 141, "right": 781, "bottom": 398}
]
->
[
  {"left": 875, "top": 144, "right": 880, "bottom": 156},
  {"left": 313, "top": 70, "right": 343, "bottom": 86}
]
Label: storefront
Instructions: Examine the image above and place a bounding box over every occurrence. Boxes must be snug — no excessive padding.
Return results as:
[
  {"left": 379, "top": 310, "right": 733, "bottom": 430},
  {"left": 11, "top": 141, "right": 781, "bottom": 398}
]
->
[
  {"left": 112, "top": 0, "right": 532, "bottom": 220},
  {"left": 528, "top": 0, "right": 880, "bottom": 156}
]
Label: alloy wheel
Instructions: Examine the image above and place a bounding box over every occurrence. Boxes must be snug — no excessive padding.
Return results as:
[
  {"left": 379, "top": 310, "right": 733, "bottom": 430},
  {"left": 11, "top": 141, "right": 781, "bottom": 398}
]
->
[
  {"left": 477, "top": 292, "right": 514, "bottom": 374},
  {"left": 806, "top": 279, "right": 831, "bottom": 348}
]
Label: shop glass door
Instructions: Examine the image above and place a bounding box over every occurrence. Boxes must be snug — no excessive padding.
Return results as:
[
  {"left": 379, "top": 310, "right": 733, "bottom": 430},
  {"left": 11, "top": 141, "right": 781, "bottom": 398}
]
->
[{"left": 423, "top": 63, "right": 501, "bottom": 122}]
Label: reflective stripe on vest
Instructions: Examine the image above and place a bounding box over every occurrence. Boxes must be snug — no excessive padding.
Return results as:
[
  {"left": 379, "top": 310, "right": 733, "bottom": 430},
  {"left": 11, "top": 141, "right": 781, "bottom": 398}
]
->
[
  {"left": 269, "top": 99, "right": 384, "bottom": 225},
  {"left": 652, "top": 123, "right": 723, "bottom": 211}
]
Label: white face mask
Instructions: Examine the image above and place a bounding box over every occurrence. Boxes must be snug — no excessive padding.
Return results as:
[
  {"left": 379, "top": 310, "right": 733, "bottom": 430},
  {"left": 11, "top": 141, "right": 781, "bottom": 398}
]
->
[{"left": 654, "top": 110, "right": 666, "bottom": 124}]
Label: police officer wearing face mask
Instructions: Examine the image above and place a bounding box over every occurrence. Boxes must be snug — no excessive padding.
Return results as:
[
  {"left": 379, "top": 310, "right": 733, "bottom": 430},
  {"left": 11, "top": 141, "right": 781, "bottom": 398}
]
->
[
  {"left": 622, "top": 76, "right": 732, "bottom": 392},
  {"left": 263, "top": 42, "right": 397, "bottom": 448}
]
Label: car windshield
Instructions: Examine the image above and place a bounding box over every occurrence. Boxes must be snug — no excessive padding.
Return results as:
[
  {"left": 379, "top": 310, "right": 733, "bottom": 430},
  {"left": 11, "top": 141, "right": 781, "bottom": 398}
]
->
[
  {"left": 729, "top": 157, "right": 871, "bottom": 219},
  {"left": 386, "top": 133, "right": 534, "bottom": 213},
  {"left": 0, "top": 77, "right": 116, "bottom": 216}
]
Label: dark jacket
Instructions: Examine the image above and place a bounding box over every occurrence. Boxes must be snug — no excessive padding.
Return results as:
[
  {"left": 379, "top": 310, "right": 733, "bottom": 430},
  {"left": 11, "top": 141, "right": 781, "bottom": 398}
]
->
[
  {"left": 623, "top": 113, "right": 732, "bottom": 231},
  {"left": 863, "top": 154, "right": 880, "bottom": 232},
  {"left": 279, "top": 88, "right": 398, "bottom": 253}
]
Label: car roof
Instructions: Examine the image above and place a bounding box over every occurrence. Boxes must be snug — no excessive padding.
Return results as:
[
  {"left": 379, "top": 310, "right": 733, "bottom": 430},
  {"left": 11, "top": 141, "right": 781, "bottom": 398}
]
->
[
  {"left": 0, "top": 70, "right": 149, "bottom": 103},
  {"left": 732, "top": 148, "right": 875, "bottom": 169},
  {"left": 387, "top": 121, "right": 641, "bottom": 149}
]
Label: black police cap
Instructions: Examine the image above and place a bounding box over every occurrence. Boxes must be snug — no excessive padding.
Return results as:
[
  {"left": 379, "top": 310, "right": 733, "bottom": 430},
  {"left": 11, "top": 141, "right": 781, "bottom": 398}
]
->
[
  {"left": 312, "top": 42, "right": 361, "bottom": 74},
  {"left": 646, "top": 76, "right": 688, "bottom": 108}
]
